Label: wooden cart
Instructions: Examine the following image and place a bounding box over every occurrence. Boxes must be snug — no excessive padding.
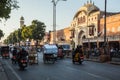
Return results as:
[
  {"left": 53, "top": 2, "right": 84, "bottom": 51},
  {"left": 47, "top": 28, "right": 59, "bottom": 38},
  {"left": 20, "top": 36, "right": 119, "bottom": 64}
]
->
[{"left": 28, "top": 48, "right": 38, "bottom": 65}]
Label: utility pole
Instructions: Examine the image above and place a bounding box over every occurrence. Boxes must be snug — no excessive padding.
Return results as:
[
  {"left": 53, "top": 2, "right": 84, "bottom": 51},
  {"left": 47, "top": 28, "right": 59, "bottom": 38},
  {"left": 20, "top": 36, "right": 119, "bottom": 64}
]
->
[
  {"left": 51, "top": 0, "right": 67, "bottom": 44},
  {"left": 104, "top": 0, "right": 107, "bottom": 54}
]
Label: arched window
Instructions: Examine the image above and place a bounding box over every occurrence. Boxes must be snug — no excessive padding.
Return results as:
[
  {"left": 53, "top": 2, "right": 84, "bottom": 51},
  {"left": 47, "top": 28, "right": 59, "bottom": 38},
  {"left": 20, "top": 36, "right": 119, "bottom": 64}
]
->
[
  {"left": 89, "top": 26, "right": 94, "bottom": 36},
  {"left": 80, "top": 17, "right": 82, "bottom": 23},
  {"left": 83, "top": 16, "right": 86, "bottom": 22}
]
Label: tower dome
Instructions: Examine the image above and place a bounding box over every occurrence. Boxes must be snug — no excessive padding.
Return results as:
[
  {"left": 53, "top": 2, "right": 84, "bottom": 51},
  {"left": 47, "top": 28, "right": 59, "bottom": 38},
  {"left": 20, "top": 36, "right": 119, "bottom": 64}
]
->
[{"left": 20, "top": 16, "right": 24, "bottom": 20}]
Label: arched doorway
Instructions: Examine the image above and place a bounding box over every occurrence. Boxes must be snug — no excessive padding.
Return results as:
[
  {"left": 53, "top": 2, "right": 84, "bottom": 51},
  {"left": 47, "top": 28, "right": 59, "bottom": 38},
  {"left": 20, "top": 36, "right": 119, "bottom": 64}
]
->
[{"left": 78, "top": 30, "right": 86, "bottom": 45}]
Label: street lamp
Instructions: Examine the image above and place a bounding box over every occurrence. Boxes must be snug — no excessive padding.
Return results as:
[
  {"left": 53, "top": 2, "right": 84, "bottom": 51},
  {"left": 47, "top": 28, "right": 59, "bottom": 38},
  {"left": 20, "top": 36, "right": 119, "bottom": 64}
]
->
[
  {"left": 104, "top": 0, "right": 107, "bottom": 54},
  {"left": 51, "top": 0, "right": 67, "bottom": 44}
]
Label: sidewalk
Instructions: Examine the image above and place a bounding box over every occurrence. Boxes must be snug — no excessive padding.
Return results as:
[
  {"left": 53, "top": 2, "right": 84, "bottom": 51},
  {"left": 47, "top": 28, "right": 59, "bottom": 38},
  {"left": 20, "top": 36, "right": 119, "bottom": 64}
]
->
[
  {"left": 85, "top": 57, "right": 120, "bottom": 65},
  {"left": 0, "top": 56, "right": 20, "bottom": 80},
  {"left": 0, "top": 57, "right": 8, "bottom": 80},
  {"left": 109, "top": 57, "right": 120, "bottom": 65}
]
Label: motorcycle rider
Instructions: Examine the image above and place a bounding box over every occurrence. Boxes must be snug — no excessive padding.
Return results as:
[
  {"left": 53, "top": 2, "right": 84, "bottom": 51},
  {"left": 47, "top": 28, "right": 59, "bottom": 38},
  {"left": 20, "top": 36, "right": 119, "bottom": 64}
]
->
[
  {"left": 75, "top": 45, "right": 83, "bottom": 54},
  {"left": 11, "top": 47, "right": 18, "bottom": 64},
  {"left": 74, "top": 45, "right": 83, "bottom": 60},
  {"left": 17, "top": 48, "right": 28, "bottom": 69}
]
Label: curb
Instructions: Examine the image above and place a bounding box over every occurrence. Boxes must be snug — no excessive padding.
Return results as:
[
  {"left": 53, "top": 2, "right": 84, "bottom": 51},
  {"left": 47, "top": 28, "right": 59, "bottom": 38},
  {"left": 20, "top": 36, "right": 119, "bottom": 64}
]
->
[
  {"left": 109, "top": 62, "right": 120, "bottom": 65},
  {"left": 63, "top": 56, "right": 120, "bottom": 65},
  {"left": 84, "top": 59, "right": 100, "bottom": 62},
  {"left": 0, "top": 61, "right": 8, "bottom": 80},
  {"left": 0, "top": 58, "right": 21, "bottom": 80},
  {"left": 85, "top": 58, "right": 120, "bottom": 65}
]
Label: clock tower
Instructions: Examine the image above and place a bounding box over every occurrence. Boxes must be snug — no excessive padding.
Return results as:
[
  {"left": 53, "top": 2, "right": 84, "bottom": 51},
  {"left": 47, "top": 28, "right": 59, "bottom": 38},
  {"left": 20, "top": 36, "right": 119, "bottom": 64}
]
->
[{"left": 20, "top": 16, "right": 24, "bottom": 28}]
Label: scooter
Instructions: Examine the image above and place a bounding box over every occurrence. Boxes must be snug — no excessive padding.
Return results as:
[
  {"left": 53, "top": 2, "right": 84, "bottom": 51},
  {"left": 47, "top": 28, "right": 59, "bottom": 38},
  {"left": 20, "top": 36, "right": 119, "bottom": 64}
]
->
[
  {"left": 72, "top": 53, "right": 84, "bottom": 64},
  {"left": 18, "top": 57, "right": 28, "bottom": 70}
]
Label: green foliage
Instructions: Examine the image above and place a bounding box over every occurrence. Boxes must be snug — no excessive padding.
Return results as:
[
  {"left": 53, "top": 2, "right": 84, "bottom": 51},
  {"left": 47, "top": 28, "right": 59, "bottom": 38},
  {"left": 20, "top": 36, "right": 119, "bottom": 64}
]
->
[
  {"left": 4, "top": 19, "right": 46, "bottom": 44},
  {"left": 0, "top": 29, "right": 4, "bottom": 39},
  {"left": 31, "top": 20, "right": 46, "bottom": 41},
  {"left": 17, "top": 28, "right": 22, "bottom": 41},
  {"left": 21, "top": 25, "right": 32, "bottom": 41},
  {"left": 0, "top": 0, "right": 19, "bottom": 20}
]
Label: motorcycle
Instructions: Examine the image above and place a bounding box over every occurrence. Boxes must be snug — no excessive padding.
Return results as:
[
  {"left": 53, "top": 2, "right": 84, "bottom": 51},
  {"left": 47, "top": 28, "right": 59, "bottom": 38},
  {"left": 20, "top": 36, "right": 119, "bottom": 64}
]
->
[
  {"left": 72, "top": 53, "right": 84, "bottom": 64},
  {"left": 11, "top": 55, "right": 17, "bottom": 64},
  {"left": 18, "top": 57, "right": 28, "bottom": 70}
]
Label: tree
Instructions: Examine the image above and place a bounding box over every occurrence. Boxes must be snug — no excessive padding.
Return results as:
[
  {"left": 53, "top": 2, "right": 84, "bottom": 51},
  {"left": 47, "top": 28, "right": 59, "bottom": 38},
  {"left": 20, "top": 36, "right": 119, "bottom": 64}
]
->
[
  {"left": 21, "top": 25, "right": 32, "bottom": 41},
  {"left": 4, "top": 20, "right": 46, "bottom": 45},
  {"left": 0, "top": 0, "right": 19, "bottom": 20},
  {"left": 0, "top": 29, "right": 4, "bottom": 39},
  {"left": 18, "top": 28, "right": 22, "bottom": 42},
  {"left": 31, "top": 20, "right": 46, "bottom": 42},
  {"left": 7, "top": 33, "right": 13, "bottom": 44}
]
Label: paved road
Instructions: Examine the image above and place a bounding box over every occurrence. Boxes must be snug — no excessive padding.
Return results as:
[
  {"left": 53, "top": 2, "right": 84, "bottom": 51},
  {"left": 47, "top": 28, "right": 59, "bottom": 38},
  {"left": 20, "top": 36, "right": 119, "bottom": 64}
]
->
[{"left": 4, "top": 52, "right": 120, "bottom": 80}]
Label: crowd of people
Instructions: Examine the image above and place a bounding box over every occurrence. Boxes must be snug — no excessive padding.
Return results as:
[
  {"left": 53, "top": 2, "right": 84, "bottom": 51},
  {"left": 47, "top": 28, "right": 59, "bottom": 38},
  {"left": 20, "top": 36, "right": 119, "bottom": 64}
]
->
[{"left": 82, "top": 46, "right": 120, "bottom": 61}]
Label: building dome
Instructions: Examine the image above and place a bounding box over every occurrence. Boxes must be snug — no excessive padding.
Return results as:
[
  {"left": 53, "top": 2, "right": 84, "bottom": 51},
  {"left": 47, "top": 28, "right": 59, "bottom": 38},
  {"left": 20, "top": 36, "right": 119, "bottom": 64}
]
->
[
  {"left": 73, "top": 0, "right": 99, "bottom": 19},
  {"left": 82, "top": 1, "right": 99, "bottom": 11}
]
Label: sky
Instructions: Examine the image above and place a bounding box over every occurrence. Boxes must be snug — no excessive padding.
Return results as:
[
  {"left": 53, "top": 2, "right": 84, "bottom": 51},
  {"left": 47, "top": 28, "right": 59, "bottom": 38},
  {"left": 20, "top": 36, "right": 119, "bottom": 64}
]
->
[{"left": 0, "top": 0, "right": 120, "bottom": 41}]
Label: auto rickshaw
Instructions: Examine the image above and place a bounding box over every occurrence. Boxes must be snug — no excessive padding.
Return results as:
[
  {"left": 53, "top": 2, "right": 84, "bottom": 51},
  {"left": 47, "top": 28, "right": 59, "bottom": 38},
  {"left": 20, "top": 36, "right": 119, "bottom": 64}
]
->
[
  {"left": 42, "top": 44, "right": 58, "bottom": 64},
  {"left": 1, "top": 46, "right": 10, "bottom": 59},
  {"left": 57, "top": 45, "right": 64, "bottom": 59}
]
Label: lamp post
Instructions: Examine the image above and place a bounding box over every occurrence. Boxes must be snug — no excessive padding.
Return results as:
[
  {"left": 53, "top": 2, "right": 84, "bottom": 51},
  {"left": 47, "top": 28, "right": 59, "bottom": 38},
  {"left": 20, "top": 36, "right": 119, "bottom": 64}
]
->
[
  {"left": 104, "top": 0, "right": 107, "bottom": 54},
  {"left": 51, "top": 0, "right": 66, "bottom": 44}
]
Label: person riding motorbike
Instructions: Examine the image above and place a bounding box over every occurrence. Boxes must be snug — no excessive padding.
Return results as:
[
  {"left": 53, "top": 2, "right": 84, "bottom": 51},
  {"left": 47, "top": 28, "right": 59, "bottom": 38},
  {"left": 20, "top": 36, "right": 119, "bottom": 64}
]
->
[
  {"left": 11, "top": 47, "right": 18, "bottom": 64},
  {"left": 17, "top": 48, "right": 28, "bottom": 60},
  {"left": 17, "top": 48, "right": 28, "bottom": 69},
  {"left": 74, "top": 45, "right": 83, "bottom": 55},
  {"left": 73, "top": 45, "right": 84, "bottom": 64}
]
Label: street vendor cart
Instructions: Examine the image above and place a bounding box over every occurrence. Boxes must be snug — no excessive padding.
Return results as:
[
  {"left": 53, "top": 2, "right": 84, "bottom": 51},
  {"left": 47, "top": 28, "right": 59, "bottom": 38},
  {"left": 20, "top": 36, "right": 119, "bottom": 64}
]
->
[
  {"left": 28, "top": 47, "right": 38, "bottom": 64},
  {"left": 42, "top": 44, "right": 58, "bottom": 64}
]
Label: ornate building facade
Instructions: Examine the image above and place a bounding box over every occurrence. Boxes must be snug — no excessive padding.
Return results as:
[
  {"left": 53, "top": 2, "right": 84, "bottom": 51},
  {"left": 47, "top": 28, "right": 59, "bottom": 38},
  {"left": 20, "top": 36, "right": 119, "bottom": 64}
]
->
[
  {"left": 47, "top": 1, "right": 120, "bottom": 49},
  {"left": 70, "top": 1, "right": 120, "bottom": 49}
]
